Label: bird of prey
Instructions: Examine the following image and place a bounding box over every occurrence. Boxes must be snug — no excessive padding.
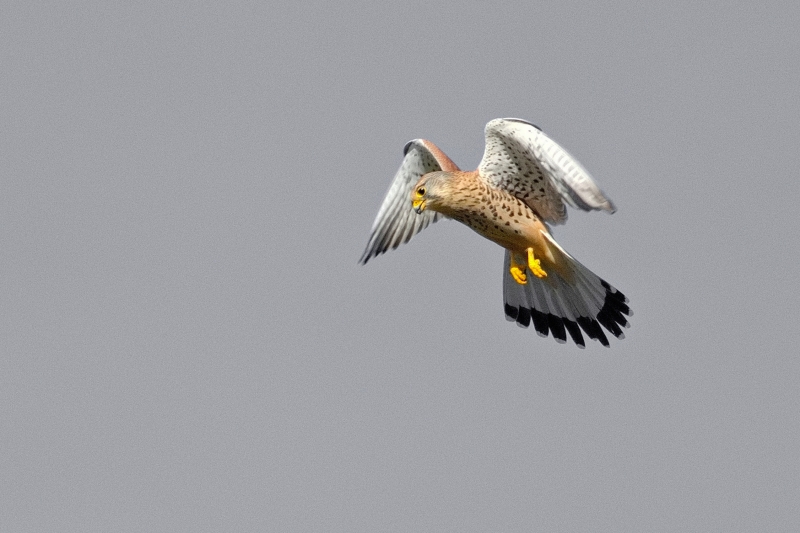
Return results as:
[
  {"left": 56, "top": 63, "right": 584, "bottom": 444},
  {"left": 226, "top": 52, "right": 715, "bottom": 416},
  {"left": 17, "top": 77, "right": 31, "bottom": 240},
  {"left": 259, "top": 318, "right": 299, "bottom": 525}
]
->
[{"left": 360, "top": 118, "right": 631, "bottom": 347}]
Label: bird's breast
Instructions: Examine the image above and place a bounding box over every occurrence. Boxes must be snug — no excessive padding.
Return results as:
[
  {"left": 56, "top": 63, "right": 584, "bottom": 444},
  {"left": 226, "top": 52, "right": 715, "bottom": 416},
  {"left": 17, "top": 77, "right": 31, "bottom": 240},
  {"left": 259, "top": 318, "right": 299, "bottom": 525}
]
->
[{"left": 439, "top": 185, "right": 549, "bottom": 255}]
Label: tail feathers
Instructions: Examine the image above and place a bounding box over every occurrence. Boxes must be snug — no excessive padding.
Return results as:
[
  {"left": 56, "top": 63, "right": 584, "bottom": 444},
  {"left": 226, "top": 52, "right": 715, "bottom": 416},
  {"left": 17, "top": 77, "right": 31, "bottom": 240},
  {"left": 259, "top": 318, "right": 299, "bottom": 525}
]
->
[{"left": 503, "top": 249, "right": 631, "bottom": 348}]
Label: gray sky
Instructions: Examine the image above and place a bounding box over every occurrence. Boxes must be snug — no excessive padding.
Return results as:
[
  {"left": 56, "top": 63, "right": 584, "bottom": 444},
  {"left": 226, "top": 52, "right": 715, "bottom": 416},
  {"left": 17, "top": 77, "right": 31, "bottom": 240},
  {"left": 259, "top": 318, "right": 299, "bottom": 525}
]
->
[{"left": 3, "top": 1, "right": 799, "bottom": 531}]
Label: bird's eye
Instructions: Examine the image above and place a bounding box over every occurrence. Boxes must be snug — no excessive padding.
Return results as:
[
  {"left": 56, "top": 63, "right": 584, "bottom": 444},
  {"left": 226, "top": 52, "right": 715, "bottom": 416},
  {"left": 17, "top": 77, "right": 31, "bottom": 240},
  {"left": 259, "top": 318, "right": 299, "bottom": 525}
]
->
[{"left": 416, "top": 186, "right": 426, "bottom": 197}]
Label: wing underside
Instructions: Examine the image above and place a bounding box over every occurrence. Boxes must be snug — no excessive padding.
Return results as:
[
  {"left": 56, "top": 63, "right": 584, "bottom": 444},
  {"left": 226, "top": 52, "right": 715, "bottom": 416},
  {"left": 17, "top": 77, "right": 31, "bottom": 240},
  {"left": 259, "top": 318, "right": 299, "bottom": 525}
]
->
[
  {"left": 360, "top": 139, "right": 459, "bottom": 264},
  {"left": 479, "top": 118, "right": 616, "bottom": 225}
]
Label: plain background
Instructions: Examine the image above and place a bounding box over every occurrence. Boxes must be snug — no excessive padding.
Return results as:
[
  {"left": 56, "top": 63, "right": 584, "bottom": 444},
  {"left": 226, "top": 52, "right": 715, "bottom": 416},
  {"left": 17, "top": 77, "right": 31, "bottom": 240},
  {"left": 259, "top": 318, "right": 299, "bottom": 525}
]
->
[{"left": 3, "top": 1, "right": 799, "bottom": 531}]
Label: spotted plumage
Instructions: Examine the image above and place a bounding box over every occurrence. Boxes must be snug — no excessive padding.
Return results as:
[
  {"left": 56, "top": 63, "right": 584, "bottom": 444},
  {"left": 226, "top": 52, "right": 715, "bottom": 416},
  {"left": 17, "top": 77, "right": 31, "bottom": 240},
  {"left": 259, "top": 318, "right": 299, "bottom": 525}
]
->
[{"left": 361, "top": 118, "right": 630, "bottom": 347}]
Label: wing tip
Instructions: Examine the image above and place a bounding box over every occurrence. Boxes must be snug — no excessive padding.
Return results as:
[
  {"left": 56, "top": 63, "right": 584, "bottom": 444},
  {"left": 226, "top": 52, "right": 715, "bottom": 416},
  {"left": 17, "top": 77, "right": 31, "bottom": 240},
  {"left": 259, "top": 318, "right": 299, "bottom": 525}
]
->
[
  {"left": 402, "top": 139, "right": 425, "bottom": 156},
  {"left": 358, "top": 248, "right": 379, "bottom": 265},
  {"left": 500, "top": 117, "right": 542, "bottom": 131}
]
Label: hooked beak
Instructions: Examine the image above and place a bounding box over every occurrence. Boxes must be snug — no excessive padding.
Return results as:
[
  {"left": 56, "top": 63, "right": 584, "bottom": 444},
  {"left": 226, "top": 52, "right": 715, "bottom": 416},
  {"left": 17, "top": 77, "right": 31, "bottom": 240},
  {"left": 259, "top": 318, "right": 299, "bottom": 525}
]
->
[{"left": 412, "top": 198, "right": 425, "bottom": 214}]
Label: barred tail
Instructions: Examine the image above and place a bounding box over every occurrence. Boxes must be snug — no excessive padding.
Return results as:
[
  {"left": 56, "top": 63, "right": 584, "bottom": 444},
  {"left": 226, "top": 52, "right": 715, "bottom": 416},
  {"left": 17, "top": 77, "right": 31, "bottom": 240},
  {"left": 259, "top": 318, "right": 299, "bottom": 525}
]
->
[{"left": 502, "top": 239, "right": 631, "bottom": 348}]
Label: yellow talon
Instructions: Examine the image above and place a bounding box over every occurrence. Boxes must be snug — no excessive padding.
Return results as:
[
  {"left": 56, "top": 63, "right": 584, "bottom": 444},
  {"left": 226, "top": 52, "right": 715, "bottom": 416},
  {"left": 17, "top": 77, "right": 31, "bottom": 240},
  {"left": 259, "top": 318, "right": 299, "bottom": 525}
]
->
[
  {"left": 527, "top": 248, "right": 547, "bottom": 279},
  {"left": 510, "top": 266, "right": 527, "bottom": 284},
  {"left": 509, "top": 252, "right": 528, "bottom": 284}
]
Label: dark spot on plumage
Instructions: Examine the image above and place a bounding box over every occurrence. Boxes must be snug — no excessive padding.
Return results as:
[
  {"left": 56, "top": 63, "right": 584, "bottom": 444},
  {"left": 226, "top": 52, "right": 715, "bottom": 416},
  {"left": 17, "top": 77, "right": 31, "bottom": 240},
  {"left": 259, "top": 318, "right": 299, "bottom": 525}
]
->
[
  {"left": 577, "top": 316, "right": 609, "bottom": 347},
  {"left": 592, "top": 284, "right": 631, "bottom": 339},
  {"left": 604, "top": 306, "right": 629, "bottom": 328},
  {"left": 505, "top": 303, "right": 519, "bottom": 321},
  {"left": 548, "top": 314, "right": 567, "bottom": 343},
  {"left": 611, "top": 300, "right": 631, "bottom": 316},
  {"left": 598, "top": 283, "right": 631, "bottom": 318},
  {"left": 516, "top": 307, "right": 531, "bottom": 328},
  {"left": 530, "top": 309, "right": 550, "bottom": 337},
  {"left": 563, "top": 319, "right": 585, "bottom": 348},
  {"left": 597, "top": 310, "right": 624, "bottom": 339},
  {"left": 601, "top": 281, "right": 629, "bottom": 305}
]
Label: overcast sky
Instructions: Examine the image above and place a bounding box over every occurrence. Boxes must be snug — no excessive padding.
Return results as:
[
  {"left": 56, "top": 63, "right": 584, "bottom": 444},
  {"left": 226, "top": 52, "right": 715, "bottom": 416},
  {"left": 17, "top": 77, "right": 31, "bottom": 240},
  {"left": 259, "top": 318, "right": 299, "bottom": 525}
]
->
[{"left": 3, "top": 1, "right": 799, "bottom": 531}]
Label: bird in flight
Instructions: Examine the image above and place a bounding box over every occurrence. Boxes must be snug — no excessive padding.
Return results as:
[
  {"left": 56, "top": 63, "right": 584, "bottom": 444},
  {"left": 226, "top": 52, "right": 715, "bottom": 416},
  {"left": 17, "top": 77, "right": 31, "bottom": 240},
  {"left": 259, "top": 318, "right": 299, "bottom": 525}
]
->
[{"left": 360, "top": 118, "right": 631, "bottom": 347}]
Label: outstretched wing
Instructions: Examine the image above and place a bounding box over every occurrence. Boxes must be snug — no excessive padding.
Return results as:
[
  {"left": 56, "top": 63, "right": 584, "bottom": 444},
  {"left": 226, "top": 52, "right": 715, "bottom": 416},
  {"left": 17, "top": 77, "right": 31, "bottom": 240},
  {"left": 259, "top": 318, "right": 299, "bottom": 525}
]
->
[
  {"left": 478, "top": 118, "right": 616, "bottom": 225},
  {"left": 360, "top": 139, "right": 459, "bottom": 264}
]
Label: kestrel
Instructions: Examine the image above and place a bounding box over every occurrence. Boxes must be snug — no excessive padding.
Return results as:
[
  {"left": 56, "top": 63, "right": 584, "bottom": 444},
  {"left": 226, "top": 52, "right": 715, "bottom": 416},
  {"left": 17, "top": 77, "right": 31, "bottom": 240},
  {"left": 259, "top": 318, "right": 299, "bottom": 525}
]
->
[{"left": 360, "top": 118, "right": 631, "bottom": 347}]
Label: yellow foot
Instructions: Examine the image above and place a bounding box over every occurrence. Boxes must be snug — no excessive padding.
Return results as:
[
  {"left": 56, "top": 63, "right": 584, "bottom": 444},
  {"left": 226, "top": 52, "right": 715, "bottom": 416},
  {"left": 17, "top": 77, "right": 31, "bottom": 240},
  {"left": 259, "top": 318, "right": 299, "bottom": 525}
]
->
[
  {"left": 510, "top": 266, "right": 527, "bottom": 284},
  {"left": 509, "top": 252, "right": 528, "bottom": 285},
  {"left": 527, "top": 248, "right": 547, "bottom": 279}
]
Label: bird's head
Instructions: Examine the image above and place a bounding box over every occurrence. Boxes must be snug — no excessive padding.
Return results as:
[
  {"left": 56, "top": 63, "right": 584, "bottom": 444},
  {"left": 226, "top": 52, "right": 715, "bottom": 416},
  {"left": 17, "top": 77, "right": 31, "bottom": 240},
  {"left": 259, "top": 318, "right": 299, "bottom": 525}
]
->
[{"left": 411, "top": 171, "right": 453, "bottom": 214}]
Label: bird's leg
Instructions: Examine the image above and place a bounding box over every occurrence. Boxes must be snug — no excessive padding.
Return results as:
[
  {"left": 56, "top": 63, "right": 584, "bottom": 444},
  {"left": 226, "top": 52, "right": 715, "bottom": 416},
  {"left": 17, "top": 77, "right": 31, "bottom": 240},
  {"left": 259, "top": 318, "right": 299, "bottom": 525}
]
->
[
  {"left": 509, "top": 252, "right": 528, "bottom": 285},
  {"left": 527, "top": 248, "right": 547, "bottom": 279}
]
